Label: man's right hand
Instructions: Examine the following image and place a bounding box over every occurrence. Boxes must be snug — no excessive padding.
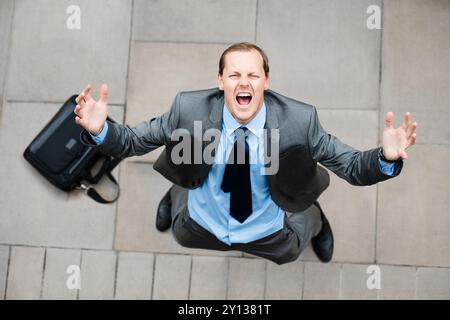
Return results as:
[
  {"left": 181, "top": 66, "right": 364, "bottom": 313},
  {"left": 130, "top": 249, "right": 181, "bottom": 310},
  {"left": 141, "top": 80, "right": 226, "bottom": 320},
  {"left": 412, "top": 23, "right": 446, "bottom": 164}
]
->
[{"left": 74, "top": 84, "right": 108, "bottom": 135}]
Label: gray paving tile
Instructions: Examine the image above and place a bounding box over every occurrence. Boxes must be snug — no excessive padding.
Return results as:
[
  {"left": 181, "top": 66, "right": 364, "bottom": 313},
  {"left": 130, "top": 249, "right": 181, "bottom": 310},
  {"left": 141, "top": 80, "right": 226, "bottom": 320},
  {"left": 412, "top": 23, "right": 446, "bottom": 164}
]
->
[
  {"left": 341, "top": 264, "right": 378, "bottom": 300},
  {"left": 257, "top": 0, "right": 381, "bottom": 109},
  {"left": 378, "top": 265, "right": 416, "bottom": 300},
  {"left": 115, "top": 161, "right": 240, "bottom": 257},
  {"left": 79, "top": 250, "right": 116, "bottom": 300},
  {"left": 377, "top": 144, "right": 450, "bottom": 267},
  {"left": 317, "top": 110, "right": 380, "bottom": 151},
  {"left": 126, "top": 42, "right": 228, "bottom": 163},
  {"left": 303, "top": 262, "right": 341, "bottom": 300},
  {"left": 0, "top": 0, "right": 14, "bottom": 102},
  {"left": 300, "top": 110, "right": 379, "bottom": 263},
  {"left": 381, "top": 0, "right": 450, "bottom": 144},
  {"left": 115, "top": 161, "right": 175, "bottom": 252},
  {"left": 0, "top": 246, "right": 10, "bottom": 299},
  {"left": 311, "top": 176, "right": 377, "bottom": 263},
  {"left": 133, "top": 0, "right": 256, "bottom": 42},
  {"left": 227, "top": 258, "right": 265, "bottom": 299},
  {"left": 153, "top": 254, "right": 191, "bottom": 300},
  {"left": 42, "top": 248, "right": 81, "bottom": 300},
  {"left": 0, "top": 102, "right": 122, "bottom": 249},
  {"left": 190, "top": 256, "right": 228, "bottom": 300},
  {"left": 6, "top": 0, "right": 131, "bottom": 104},
  {"left": 265, "top": 261, "right": 303, "bottom": 300},
  {"left": 6, "top": 246, "right": 45, "bottom": 300},
  {"left": 115, "top": 252, "right": 154, "bottom": 300},
  {"left": 417, "top": 267, "right": 450, "bottom": 299}
]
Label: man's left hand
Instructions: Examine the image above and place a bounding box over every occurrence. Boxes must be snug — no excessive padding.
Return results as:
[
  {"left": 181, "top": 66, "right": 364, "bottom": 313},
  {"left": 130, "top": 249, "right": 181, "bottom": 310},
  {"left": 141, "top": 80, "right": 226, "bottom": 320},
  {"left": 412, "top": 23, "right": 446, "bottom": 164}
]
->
[{"left": 382, "top": 111, "right": 418, "bottom": 161}]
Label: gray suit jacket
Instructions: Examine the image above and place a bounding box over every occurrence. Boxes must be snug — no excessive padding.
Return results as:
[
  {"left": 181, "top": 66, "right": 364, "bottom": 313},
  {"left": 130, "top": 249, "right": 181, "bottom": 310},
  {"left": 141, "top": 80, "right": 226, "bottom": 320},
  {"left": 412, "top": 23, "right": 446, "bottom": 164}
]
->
[{"left": 81, "top": 88, "right": 403, "bottom": 212}]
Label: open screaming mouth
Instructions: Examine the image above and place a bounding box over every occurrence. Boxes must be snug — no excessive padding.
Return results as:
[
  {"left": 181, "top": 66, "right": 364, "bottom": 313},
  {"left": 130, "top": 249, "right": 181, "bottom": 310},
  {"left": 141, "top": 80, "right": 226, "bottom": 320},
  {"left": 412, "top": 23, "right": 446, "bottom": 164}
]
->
[{"left": 236, "top": 92, "right": 252, "bottom": 105}]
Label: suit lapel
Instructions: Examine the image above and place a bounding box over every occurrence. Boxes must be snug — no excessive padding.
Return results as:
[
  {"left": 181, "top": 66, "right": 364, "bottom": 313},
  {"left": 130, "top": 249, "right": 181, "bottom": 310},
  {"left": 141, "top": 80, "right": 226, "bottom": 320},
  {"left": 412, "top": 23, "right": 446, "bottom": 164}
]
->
[
  {"left": 264, "top": 94, "right": 279, "bottom": 130},
  {"left": 263, "top": 93, "right": 280, "bottom": 174},
  {"left": 202, "top": 91, "right": 224, "bottom": 161},
  {"left": 206, "top": 92, "right": 224, "bottom": 131}
]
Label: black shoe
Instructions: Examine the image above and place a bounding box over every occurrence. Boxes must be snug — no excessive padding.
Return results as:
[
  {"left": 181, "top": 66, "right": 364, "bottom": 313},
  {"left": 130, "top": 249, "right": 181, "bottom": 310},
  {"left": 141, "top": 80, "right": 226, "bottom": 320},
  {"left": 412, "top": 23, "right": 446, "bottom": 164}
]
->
[
  {"left": 311, "top": 201, "right": 334, "bottom": 263},
  {"left": 156, "top": 189, "right": 172, "bottom": 232}
]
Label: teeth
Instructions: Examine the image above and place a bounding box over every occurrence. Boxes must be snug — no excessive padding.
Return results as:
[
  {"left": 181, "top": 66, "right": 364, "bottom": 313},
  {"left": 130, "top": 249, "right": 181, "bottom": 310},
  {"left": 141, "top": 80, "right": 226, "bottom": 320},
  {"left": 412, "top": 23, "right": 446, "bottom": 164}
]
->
[{"left": 237, "top": 93, "right": 251, "bottom": 97}]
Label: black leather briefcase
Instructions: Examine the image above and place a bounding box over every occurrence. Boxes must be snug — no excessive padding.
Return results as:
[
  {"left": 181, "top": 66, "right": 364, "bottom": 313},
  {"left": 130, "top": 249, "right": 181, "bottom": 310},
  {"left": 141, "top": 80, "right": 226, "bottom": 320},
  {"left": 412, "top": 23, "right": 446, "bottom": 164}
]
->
[{"left": 23, "top": 94, "right": 122, "bottom": 203}]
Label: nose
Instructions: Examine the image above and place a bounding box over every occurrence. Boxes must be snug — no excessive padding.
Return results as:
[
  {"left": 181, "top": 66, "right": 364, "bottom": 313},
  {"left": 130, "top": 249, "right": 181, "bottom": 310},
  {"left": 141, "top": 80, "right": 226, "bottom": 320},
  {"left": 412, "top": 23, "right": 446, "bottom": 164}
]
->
[{"left": 239, "top": 76, "right": 250, "bottom": 87}]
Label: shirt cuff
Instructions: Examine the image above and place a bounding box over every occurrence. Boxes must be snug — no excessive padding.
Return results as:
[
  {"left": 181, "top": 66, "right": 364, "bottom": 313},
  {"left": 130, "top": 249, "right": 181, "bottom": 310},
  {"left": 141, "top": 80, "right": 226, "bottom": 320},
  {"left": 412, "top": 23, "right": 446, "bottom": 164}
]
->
[
  {"left": 88, "top": 122, "right": 109, "bottom": 145},
  {"left": 378, "top": 157, "right": 396, "bottom": 176}
]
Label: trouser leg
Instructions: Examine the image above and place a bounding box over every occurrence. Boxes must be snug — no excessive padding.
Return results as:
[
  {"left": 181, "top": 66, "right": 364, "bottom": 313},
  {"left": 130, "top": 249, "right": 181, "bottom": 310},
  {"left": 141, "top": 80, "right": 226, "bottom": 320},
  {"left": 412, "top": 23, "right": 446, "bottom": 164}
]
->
[
  {"left": 169, "top": 184, "right": 187, "bottom": 222},
  {"left": 169, "top": 184, "right": 324, "bottom": 265},
  {"left": 287, "top": 202, "right": 323, "bottom": 252},
  {"left": 235, "top": 202, "right": 323, "bottom": 265},
  {"left": 170, "top": 185, "right": 230, "bottom": 252}
]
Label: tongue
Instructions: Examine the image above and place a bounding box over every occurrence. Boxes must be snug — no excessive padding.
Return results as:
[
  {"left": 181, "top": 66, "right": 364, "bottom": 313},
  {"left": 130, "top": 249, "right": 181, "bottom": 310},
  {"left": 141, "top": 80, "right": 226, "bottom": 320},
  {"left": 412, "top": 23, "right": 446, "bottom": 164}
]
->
[{"left": 237, "top": 96, "right": 251, "bottom": 105}]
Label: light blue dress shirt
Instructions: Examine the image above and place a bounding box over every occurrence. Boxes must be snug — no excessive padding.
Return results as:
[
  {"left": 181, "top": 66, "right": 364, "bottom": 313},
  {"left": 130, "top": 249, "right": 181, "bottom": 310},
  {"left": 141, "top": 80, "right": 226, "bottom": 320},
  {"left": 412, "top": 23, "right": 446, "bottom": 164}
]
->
[
  {"left": 90, "top": 121, "right": 109, "bottom": 145},
  {"left": 187, "top": 104, "right": 285, "bottom": 245},
  {"left": 89, "top": 105, "right": 396, "bottom": 245}
]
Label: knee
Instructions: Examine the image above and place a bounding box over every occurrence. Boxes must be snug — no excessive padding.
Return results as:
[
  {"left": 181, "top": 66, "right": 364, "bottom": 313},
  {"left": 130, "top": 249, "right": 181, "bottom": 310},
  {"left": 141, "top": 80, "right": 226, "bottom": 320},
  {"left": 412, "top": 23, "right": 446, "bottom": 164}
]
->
[
  {"left": 171, "top": 218, "right": 196, "bottom": 248},
  {"left": 271, "top": 246, "right": 302, "bottom": 265},
  {"left": 173, "top": 230, "right": 199, "bottom": 249}
]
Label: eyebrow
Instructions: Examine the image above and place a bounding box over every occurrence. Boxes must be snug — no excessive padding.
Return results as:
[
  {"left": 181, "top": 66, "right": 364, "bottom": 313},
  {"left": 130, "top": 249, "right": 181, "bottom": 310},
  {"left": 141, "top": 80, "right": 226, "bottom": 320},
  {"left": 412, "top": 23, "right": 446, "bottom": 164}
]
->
[{"left": 229, "top": 71, "right": 261, "bottom": 75}]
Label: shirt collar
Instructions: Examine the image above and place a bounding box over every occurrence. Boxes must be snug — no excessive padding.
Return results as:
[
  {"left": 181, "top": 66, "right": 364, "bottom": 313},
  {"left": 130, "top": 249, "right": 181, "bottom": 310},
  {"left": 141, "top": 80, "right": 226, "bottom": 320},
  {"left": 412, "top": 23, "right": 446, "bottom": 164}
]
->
[{"left": 222, "top": 102, "right": 266, "bottom": 137}]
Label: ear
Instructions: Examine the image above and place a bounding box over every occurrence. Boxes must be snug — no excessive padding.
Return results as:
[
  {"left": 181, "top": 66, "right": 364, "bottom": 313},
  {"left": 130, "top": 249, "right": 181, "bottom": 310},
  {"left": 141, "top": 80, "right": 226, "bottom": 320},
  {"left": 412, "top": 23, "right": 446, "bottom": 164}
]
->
[
  {"left": 217, "top": 73, "right": 224, "bottom": 90},
  {"left": 264, "top": 73, "right": 270, "bottom": 90}
]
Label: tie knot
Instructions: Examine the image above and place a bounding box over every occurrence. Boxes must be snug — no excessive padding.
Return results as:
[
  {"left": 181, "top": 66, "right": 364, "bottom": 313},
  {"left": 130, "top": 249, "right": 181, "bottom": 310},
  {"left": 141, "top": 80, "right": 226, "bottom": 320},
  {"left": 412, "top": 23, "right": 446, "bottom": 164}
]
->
[{"left": 234, "top": 126, "right": 249, "bottom": 143}]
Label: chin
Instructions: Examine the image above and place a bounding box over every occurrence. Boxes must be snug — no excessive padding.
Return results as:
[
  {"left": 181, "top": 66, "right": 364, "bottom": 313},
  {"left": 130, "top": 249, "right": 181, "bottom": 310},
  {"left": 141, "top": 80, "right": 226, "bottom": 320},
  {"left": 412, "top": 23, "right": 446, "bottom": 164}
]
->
[{"left": 231, "top": 104, "right": 257, "bottom": 124}]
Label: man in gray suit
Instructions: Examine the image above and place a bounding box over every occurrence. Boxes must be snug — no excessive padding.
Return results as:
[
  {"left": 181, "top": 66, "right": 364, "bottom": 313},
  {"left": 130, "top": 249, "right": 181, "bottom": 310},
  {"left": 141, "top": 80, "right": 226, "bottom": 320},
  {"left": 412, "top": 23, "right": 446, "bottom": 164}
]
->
[{"left": 75, "top": 43, "right": 417, "bottom": 265}]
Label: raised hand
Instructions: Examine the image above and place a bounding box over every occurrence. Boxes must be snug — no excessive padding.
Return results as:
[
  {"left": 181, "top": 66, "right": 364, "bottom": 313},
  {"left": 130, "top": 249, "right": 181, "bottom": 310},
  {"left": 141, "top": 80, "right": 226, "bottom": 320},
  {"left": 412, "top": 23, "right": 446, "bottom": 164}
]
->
[
  {"left": 74, "top": 84, "right": 108, "bottom": 135},
  {"left": 382, "top": 111, "right": 418, "bottom": 161}
]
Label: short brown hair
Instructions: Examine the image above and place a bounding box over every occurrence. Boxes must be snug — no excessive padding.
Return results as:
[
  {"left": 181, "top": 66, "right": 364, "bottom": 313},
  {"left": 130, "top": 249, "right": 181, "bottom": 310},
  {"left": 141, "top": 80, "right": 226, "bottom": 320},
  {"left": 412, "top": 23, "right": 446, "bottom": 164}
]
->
[{"left": 218, "top": 42, "right": 269, "bottom": 76}]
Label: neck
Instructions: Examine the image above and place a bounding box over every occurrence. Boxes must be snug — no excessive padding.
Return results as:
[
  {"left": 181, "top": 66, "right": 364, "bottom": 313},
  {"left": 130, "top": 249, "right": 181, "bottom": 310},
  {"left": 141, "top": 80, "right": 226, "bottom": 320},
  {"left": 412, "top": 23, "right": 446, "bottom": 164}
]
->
[{"left": 228, "top": 102, "right": 264, "bottom": 125}]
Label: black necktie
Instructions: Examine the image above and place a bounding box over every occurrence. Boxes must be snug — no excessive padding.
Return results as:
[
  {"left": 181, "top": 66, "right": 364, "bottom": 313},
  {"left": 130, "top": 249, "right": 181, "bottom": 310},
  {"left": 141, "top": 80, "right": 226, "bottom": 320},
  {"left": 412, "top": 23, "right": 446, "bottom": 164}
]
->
[{"left": 221, "top": 127, "right": 252, "bottom": 223}]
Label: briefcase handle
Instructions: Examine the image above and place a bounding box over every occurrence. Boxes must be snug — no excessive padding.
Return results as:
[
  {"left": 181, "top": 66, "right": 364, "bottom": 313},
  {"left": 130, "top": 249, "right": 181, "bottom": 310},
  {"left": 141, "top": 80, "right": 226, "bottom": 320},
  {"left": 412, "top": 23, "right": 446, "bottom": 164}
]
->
[
  {"left": 76, "top": 172, "right": 120, "bottom": 204},
  {"left": 76, "top": 155, "right": 123, "bottom": 204}
]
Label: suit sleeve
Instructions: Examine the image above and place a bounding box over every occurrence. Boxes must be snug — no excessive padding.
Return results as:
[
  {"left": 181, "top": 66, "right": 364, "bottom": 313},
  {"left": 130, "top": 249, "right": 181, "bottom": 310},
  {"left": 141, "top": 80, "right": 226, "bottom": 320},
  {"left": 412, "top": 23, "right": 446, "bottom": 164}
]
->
[
  {"left": 80, "top": 93, "right": 181, "bottom": 159},
  {"left": 307, "top": 106, "right": 403, "bottom": 186}
]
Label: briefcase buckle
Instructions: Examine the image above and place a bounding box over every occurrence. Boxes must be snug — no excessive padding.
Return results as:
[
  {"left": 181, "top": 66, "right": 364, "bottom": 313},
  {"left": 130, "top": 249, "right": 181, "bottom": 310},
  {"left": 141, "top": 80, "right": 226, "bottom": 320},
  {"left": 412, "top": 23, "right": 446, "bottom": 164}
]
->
[{"left": 76, "top": 183, "right": 92, "bottom": 194}]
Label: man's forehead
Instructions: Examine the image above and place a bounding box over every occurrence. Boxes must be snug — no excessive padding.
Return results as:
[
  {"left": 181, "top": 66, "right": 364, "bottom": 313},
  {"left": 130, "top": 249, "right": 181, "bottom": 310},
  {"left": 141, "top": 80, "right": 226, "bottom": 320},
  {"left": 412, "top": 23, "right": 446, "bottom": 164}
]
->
[{"left": 224, "top": 50, "right": 264, "bottom": 71}]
